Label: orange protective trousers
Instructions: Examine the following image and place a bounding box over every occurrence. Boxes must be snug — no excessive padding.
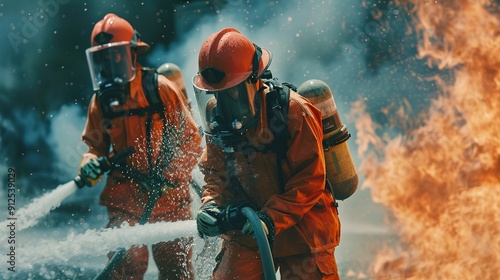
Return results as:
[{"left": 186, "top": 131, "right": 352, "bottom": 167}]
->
[{"left": 212, "top": 240, "right": 340, "bottom": 280}]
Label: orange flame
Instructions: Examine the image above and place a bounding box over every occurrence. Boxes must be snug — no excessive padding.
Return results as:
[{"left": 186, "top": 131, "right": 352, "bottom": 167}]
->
[{"left": 353, "top": 1, "right": 500, "bottom": 278}]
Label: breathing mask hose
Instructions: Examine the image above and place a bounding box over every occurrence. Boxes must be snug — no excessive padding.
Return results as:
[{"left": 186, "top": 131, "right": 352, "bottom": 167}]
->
[{"left": 241, "top": 207, "right": 276, "bottom": 280}]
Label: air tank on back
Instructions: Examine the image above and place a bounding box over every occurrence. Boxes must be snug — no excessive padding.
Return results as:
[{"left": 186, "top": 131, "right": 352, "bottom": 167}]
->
[
  {"left": 157, "top": 62, "right": 189, "bottom": 103},
  {"left": 297, "top": 79, "right": 358, "bottom": 200}
]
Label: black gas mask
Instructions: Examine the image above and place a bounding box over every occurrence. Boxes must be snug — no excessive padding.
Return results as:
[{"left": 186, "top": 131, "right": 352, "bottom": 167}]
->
[{"left": 96, "top": 82, "right": 129, "bottom": 119}]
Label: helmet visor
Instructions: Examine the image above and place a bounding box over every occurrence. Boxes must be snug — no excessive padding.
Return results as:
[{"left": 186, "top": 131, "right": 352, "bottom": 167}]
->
[
  {"left": 86, "top": 41, "right": 135, "bottom": 90},
  {"left": 193, "top": 76, "right": 259, "bottom": 134}
]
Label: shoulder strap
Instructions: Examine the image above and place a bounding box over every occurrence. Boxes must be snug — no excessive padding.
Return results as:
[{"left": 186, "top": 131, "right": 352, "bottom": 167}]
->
[
  {"left": 141, "top": 67, "right": 164, "bottom": 113},
  {"left": 140, "top": 68, "right": 165, "bottom": 174},
  {"left": 263, "top": 78, "right": 291, "bottom": 134},
  {"left": 262, "top": 78, "right": 295, "bottom": 193}
]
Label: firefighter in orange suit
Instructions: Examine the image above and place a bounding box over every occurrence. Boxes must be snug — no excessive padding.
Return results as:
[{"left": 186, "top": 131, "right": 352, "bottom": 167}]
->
[
  {"left": 78, "top": 13, "right": 202, "bottom": 279},
  {"left": 193, "top": 27, "right": 341, "bottom": 280}
]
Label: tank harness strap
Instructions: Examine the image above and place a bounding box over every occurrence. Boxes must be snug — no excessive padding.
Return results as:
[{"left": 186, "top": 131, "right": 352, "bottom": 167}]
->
[
  {"left": 263, "top": 79, "right": 337, "bottom": 199},
  {"left": 323, "top": 124, "right": 351, "bottom": 148},
  {"left": 145, "top": 113, "right": 154, "bottom": 174},
  {"left": 325, "top": 179, "right": 339, "bottom": 209},
  {"left": 142, "top": 68, "right": 165, "bottom": 114},
  {"left": 143, "top": 68, "right": 174, "bottom": 194},
  {"left": 141, "top": 68, "right": 162, "bottom": 173},
  {"left": 262, "top": 78, "right": 293, "bottom": 194}
]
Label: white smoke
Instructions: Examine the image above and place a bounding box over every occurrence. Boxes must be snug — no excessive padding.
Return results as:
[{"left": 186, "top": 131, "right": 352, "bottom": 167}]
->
[
  {"left": 45, "top": 104, "right": 104, "bottom": 207},
  {"left": 46, "top": 104, "right": 87, "bottom": 181}
]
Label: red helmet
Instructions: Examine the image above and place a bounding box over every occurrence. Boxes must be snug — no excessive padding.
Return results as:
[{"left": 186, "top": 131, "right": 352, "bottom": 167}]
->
[
  {"left": 91, "top": 13, "right": 150, "bottom": 56},
  {"left": 193, "top": 27, "right": 272, "bottom": 91},
  {"left": 193, "top": 28, "right": 272, "bottom": 135}
]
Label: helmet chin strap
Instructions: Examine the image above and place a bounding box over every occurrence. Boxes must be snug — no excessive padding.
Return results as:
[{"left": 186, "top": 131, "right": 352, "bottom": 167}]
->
[
  {"left": 133, "top": 51, "right": 137, "bottom": 66},
  {"left": 256, "top": 81, "right": 270, "bottom": 141},
  {"left": 131, "top": 30, "right": 140, "bottom": 49},
  {"left": 250, "top": 44, "right": 263, "bottom": 83},
  {"left": 256, "top": 79, "right": 266, "bottom": 92}
]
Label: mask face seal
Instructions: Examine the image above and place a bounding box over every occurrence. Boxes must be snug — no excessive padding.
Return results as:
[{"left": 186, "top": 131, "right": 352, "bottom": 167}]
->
[
  {"left": 86, "top": 41, "right": 136, "bottom": 90},
  {"left": 193, "top": 78, "right": 260, "bottom": 141},
  {"left": 96, "top": 83, "right": 129, "bottom": 119},
  {"left": 86, "top": 41, "right": 136, "bottom": 118}
]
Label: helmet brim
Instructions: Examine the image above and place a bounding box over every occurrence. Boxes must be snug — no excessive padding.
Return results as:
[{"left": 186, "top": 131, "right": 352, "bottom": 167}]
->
[
  {"left": 194, "top": 47, "right": 272, "bottom": 91},
  {"left": 135, "top": 40, "right": 150, "bottom": 56}
]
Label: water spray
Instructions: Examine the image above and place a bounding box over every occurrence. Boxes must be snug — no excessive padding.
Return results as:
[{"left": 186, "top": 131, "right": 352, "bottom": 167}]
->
[
  {"left": 1, "top": 181, "right": 79, "bottom": 232},
  {"left": 17, "top": 220, "right": 198, "bottom": 268},
  {"left": 0, "top": 147, "right": 135, "bottom": 233}
]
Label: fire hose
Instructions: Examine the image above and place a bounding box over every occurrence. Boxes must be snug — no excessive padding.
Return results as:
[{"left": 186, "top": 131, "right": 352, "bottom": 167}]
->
[{"left": 241, "top": 207, "right": 276, "bottom": 280}]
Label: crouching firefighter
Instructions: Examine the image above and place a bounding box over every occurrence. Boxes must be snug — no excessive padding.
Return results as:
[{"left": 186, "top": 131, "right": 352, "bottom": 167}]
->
[
  {"left": 193, "top": 27, "right": 342, "bottom": 280},
  {"left": 78, "top": 13, "right": 202, "bottom": 280}
]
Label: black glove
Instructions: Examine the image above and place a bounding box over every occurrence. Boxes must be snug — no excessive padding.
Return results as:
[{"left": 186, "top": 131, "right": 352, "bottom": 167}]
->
[
  {"left": 242, "top": 211, "right": 274, "bottom": 236},
  {"left": 196, "top": 201, "right": 228, "bottom": 237},
  {"left": 224, "top": 201, "right": 256, "bottom": 230},
  {"left": 196, "top": 201, "right": 256, "bottom": 237},
  {"left": 242, "top": 211, "right": 275, "bottom": 247}
]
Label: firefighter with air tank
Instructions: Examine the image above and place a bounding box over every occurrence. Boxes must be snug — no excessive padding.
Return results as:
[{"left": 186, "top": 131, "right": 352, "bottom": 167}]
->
[{"left": 193, "top": 27, "right": 358, "bottom": 280}]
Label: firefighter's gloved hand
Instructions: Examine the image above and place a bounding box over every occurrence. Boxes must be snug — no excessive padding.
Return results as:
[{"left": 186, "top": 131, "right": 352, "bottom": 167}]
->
[
  {"left": 241, "top": 211, "right": 275, "bottom": 241},
  {"left": 196, "top": 201, "right": 257, "bottom": 238},
  {"left": 196, "top": 201, "right": 229, "bottom": 237},
  {"left": 224, "top": 201, "right": 256, "bottom": 230},
  {"left": 79, "top": 158, "right": 104, "bottom": 187}
]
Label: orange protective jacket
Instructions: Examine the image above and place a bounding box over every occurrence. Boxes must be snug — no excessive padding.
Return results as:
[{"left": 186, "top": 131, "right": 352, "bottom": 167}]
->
[
  {"left": 80, "top": 65, "right": 202, "bottom": 220},
  {"left": 200, "top": 89, "right": 341, "bottom": 258}
]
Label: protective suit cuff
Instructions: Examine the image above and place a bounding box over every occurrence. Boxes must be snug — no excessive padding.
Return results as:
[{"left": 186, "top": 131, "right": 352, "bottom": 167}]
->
[{"left": 257, "top": 211, "right": 275, "bottom": 244}]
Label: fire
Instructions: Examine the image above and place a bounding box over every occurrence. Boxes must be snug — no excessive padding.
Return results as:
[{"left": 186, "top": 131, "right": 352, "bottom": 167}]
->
[{"left": 353, "top": 0, "right": 500, "bottom": 278}]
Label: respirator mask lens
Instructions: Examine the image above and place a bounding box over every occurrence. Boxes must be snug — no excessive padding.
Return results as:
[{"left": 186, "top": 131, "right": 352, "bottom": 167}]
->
[
  {"left": 85, "top": 41, "right": 136, "bottom": 91},
  {"left": 194, "top": 80, "right": 259, "bottom": 134}
]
